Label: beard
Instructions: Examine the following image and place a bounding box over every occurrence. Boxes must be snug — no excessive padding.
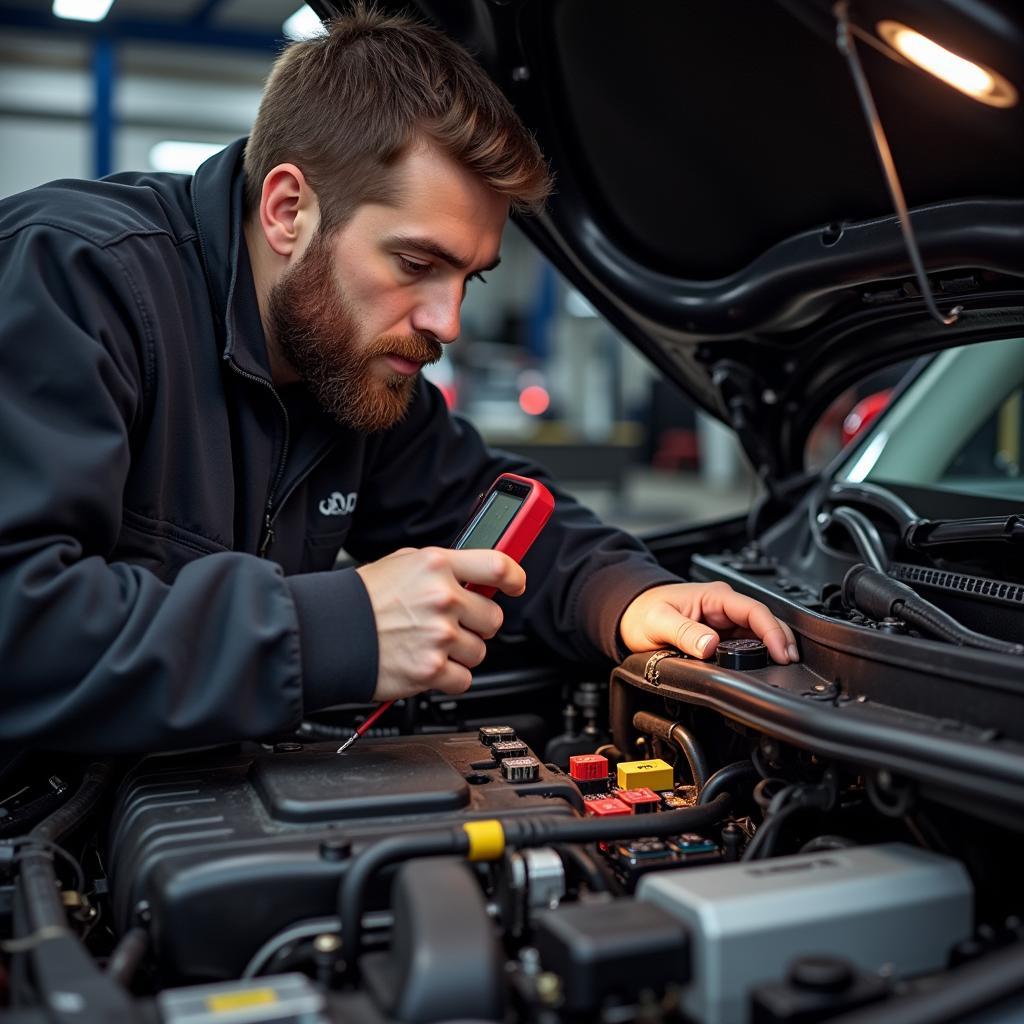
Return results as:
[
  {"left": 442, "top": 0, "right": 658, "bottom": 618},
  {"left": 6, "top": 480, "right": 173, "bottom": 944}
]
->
[{"left": 265, "top": 232, "right": 443, "bottom": 432}]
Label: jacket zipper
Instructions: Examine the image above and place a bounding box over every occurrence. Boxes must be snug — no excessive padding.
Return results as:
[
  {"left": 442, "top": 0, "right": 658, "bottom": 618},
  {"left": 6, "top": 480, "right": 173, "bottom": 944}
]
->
[{"left": 226, "top": 359, "right": 290, "bottom": 558}]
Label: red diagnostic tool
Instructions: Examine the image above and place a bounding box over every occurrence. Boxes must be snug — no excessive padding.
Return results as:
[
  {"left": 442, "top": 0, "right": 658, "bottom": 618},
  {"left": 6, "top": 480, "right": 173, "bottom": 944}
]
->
[
  {"left": 450, "top": 472, "right": 555, "bottom": 598},
  {"left": 338, "top": 473, "right": 554, "bottom": 753}
]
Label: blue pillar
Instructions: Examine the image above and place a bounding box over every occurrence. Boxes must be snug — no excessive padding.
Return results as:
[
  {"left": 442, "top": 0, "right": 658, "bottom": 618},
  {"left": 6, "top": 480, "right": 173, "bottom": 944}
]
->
[
  {"left": 92, "top": 36, "right": 115, "bottom": 178},
  {"left": 527, "top": 259, "right": 557, "bottom": 361}
]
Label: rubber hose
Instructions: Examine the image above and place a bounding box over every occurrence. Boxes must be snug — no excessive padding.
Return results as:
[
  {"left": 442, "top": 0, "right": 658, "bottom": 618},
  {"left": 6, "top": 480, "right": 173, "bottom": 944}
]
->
[
  {"left": 339, "top": 795, "right": 732, "bottom": 964},
  {"left": 338, "top": 828, "right": 469, "bottom": 968},
  {"left": 827, "top": 938, "right": 1024, "bottom": 1024},
  {"left": 21, "top": 761, "right": 114, "bottom": 932},
  {"left": 105, "top": 927, "right": 149, "bottom": 987},
  {"left": 842, "top": 563, "right": 1024, "bottom": 656},
  {"left": 699, "top": 760, "right": 759, "bottom": 805},
  {"left": 632, "top": 711, "right": 710, "bottom": 790}
]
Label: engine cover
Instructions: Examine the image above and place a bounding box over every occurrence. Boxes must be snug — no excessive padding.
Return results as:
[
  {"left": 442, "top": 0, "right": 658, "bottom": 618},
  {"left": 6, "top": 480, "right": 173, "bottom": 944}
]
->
[{"left": 107, "top": 734, "right": 580, "bottom": 981}]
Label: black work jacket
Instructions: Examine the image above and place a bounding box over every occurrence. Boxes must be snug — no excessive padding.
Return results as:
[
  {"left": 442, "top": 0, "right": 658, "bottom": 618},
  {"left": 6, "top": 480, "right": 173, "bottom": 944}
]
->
[{"left": 0, "top": 140, "right": 677, "bottom": 756}]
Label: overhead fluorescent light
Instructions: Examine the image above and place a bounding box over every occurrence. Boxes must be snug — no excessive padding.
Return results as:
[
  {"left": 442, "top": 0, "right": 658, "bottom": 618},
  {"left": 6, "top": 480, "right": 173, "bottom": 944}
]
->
[
  {"left": 149, "top": 141, "right": 226, "bottom": 175},
  {"left": 52, "top": 0, "right": 116, "bottom": 22},
  {"left": 283, "top": 5, "right": 326, "bottom": 41},
  {"left": 877, "top": 20, "right": 1018, "bottom": 108}
]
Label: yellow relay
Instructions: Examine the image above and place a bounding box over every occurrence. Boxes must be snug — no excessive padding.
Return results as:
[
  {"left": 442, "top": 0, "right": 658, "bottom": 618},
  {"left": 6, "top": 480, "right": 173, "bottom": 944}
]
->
[{"left": 617, "top": 758, "right": 673, "bottom": 792}]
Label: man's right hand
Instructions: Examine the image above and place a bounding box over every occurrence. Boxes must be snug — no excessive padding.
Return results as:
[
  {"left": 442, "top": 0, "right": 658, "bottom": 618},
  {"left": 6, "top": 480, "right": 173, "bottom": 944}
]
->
[{"left": 355, "top": 547, "right": 527, "bottom": 702}]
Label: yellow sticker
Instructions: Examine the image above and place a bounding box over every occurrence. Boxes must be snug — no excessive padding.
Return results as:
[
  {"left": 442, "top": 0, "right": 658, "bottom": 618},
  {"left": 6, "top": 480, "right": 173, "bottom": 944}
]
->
[
  {"left": 617, "top": 758, "right": 674, "bottom": 792},
  {"left": 205, "top": 988, "right": 279, "bottom": 1013}
]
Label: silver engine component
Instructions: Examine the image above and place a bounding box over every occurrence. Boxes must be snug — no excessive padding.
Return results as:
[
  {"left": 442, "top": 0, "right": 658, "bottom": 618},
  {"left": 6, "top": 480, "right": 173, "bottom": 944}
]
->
[{"left": 637, "top": 842, "right": 972, "bottom": 1024}]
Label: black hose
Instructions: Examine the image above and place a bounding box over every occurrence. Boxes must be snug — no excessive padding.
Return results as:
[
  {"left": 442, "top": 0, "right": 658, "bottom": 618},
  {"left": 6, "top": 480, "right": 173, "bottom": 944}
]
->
[
  {"left": 21, "top": 761, "right": 113, "bottom": 933},
  {"left": 11, "top": 761, "right": 134, "bottom": 1019},
  {"left": 699, "top": 761, "right": 759, "bottom": 805},
  {"left": 338, "top": 828, "right": 470, "bottom": 968},
  {"left": 339, "top": 795, "right": 733, "bottom": 965},
  {"left": 800, "top": 835, "right": 857, "bottom": 853},
  {"left": 500, "top": 793, "right": 731, "bottom": 848},
  {"left": 822, "top": 506, "right": 888, "bottom": 572},
  {"left": 553, "top": 844, "right": 612, "bottom": 894},
  {"left": 843, "top": 563, "right": 1024, "bottom": 656},
  {"left": 105, "top": 927, "right": 149, "bottom": 987},
  {"left": 742, "top": 782, "right": 834, "bottom": 861},
  {"left": 828, "top": 938, "right": 1024, "bottom": 1024},
  {"left": 632, "top": 711, "right": 710, "bottom": 790}
]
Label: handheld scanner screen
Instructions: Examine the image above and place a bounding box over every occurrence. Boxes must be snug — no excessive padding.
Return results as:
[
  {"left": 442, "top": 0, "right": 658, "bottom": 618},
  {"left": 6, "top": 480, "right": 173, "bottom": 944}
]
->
[
  {"left": 454, "top": 489, "right": 526, "bottom": 550},
  {"left": 451, "top": 474, "right": 555, "bottom": 596}
]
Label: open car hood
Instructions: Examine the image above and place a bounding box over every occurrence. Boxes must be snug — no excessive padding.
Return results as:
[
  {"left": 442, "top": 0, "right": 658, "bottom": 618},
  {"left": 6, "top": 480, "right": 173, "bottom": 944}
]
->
[{"left": 316, "top": 0, "right": 1024, "bottom": 478}]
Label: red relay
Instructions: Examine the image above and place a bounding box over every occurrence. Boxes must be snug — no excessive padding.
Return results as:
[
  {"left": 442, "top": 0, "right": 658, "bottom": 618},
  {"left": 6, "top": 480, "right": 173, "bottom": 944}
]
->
[
  {"left": 616, "top": 787, "right": 661, "bottom": 814},
  {"left": 585, "top": 797, "right": 632, "bottom": 817},
  {"left": 569, "top": 754, "right": 609, "bottom": 782}
]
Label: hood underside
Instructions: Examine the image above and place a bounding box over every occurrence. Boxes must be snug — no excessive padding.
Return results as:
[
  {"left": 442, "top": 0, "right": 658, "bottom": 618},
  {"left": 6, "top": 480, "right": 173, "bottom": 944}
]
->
[{"left": 316, "top": 0, "right": 1024, "bottom": 477}]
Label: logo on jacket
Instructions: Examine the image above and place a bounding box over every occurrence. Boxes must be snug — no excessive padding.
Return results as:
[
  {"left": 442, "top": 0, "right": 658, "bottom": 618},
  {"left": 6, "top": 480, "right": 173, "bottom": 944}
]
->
[{"left": 319, "top": 491, "right": 358, "bottom": 516}]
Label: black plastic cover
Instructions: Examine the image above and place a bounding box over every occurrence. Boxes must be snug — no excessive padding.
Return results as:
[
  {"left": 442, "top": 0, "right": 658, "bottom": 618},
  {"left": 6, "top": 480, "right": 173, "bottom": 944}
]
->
[
  {"left": 251, "top": 744, "right": 469, "bottom": 822},
  {"left": 107, "top": 735, "right": 580, "bottom": 981},
  {"left": 532, "top": 899, "right": 690, "bottom": 1012}
]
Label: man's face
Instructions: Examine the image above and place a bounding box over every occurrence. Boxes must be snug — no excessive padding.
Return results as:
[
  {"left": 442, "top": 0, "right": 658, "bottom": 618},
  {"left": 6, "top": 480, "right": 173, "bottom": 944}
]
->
[{"left": 267, "top": 142, "right": 508, "bottom": 431}]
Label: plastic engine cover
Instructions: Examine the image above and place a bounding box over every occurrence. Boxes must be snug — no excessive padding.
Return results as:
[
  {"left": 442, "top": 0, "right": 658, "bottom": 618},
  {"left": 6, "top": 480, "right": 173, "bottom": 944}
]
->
[{"left": 107, "top": 735, "right": 580, "bottom": 981}]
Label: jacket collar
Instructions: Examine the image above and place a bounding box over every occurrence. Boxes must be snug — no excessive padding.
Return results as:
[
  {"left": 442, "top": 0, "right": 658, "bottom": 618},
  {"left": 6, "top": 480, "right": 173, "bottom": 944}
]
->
[{"left": 191, "top": 137, "right": 272, "bottom": 380}]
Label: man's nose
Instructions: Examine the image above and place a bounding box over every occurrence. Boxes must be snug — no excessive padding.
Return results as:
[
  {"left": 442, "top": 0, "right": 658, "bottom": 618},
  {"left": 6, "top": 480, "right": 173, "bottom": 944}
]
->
[{"left": 411, "top": 287, "right": 462, "bottom": 345}]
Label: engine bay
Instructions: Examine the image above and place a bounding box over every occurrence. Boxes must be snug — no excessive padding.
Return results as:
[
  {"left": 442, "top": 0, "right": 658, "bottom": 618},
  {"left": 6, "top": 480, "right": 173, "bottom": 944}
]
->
[{"left": 4, "top": 474, "right": 1024, "bottom": 1023}]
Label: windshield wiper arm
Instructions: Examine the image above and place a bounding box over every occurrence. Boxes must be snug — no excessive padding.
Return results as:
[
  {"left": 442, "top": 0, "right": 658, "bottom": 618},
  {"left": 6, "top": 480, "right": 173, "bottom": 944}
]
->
[
  {"left": 829, "top": 482, "right": 1024, "bottom": 553},
  {"left": 906, "top": 515, "right": 1024, "bottom": 551}
]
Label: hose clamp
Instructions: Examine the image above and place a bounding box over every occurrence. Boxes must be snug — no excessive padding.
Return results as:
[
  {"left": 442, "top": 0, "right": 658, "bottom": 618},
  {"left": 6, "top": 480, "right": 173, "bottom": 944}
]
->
[{"left": 644, "top": 650, "right": 678, "bottom": 686}]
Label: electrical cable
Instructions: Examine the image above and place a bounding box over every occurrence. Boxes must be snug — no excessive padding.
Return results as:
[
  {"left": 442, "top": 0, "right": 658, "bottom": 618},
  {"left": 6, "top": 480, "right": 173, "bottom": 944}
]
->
[
  {"left": 3, "top": 838, "right": 85, "bottom": 895},
  {"left": 834, "top": 0, "right": 963, "bottom": 328},
  {"left": 337, "top": 700, "right": 396, "bottom": 753},
  {"left": 743, "top": 780, "right": 836, "bottom": 861},
  {"left": 242, "top": 918, "right": 339, "bottom": 979},
  {"left": 817, "top": 505, "right": 889, "bottom": 572}
]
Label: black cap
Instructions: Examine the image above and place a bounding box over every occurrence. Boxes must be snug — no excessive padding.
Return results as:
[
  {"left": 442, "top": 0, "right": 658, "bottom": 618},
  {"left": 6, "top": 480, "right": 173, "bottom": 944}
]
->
[{"left": 715, "top": 638, "right": 769, "bottom": 670}]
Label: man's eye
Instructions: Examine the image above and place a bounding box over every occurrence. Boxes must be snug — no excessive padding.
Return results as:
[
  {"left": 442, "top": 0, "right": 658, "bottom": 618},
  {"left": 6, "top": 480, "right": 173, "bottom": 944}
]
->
[
  {"left": 468, "top": 272, "right": 488, "bottom": 286},
  {"left": 398, "top": 256, "right": 430, "bottom": 275}
]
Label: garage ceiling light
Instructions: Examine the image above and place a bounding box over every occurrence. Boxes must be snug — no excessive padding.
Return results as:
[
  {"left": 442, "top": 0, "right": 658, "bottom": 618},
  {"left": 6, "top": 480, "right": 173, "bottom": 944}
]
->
[
  {"left": 52, "top": 0, "right": 115, "bottom": 21},
  {"left": 877, "top": 20, "right": 1018, "bottom": 108},
  {"left": 283, "top": 5, "right": 326, "bottom": 41},
  {"left": 149, "top": 141, "right": 226, "bottom": 174}
]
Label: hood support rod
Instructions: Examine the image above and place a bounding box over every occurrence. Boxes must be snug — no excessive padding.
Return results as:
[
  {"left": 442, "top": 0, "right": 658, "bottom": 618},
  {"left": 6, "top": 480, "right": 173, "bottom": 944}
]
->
[{"left": 834, "top": 1, "right": 963, "bottom": 328}]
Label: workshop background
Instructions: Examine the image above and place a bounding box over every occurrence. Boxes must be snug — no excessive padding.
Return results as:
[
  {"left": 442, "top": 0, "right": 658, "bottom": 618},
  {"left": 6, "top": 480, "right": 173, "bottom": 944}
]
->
[{"left": 0, "top": 0, "right": 758, "bottom": 533}]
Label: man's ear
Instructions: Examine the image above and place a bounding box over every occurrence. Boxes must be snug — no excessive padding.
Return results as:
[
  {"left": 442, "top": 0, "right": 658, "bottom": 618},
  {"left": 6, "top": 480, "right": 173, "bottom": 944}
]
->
[{"left": 258, "top": 163, "right": 319, "bottom": 258}]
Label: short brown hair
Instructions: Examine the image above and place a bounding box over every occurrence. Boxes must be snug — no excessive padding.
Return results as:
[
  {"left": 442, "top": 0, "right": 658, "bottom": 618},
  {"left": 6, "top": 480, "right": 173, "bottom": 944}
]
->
[{"left": 243, "top": 3, "right": 551, "bottom": 232}]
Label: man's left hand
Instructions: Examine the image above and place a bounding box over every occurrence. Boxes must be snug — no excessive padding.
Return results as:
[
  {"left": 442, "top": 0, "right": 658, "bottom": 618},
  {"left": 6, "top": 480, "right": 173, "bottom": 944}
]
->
[{"left": 619, "top": 581, "right": 799, "bottom": 664}]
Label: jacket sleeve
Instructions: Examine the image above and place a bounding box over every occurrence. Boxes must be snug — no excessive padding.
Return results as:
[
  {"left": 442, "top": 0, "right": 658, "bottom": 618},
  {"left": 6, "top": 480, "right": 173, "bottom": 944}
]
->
[
  {"left": 346, "top": 380, "right": 682, "bottom": 666},
  {"left": 0, "top": 225, "right": 309, "bottom": 754}
]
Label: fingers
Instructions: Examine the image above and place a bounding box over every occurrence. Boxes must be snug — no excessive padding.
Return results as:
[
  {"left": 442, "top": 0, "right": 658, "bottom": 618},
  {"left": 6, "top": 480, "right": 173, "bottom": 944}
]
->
[
  {"left": 459, "top": 588, "right": 504, "bottom": 640},
  {"left": 359, "top": 546, "right": 517, "bottom": 703},
  {"left": 619, "top": 581, "right": 799, "bottom": 665},
  {"left": 404, "top": 647, "right": 475, "bottom": 697},
  {"left": 643, "top": 600, "right": 721, "bottom": 660},
  {"left": 711, "top": 587, "right": 798, "bottom": 664},
  {"left": 446, "top": 548, "right": 526, "bottom": 597}
]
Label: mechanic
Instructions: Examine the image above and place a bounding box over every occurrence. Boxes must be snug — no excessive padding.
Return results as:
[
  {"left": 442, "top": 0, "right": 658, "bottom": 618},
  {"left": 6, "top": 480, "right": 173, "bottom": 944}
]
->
[{"left": 0, "top": 5, "right": 798, "bottom": 757}]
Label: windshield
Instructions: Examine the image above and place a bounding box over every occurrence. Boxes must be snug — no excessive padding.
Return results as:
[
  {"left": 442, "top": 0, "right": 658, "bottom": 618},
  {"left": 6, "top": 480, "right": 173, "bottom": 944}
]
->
[{"left": 837, "top": 337, "right": 1024, "bottom": 502}]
